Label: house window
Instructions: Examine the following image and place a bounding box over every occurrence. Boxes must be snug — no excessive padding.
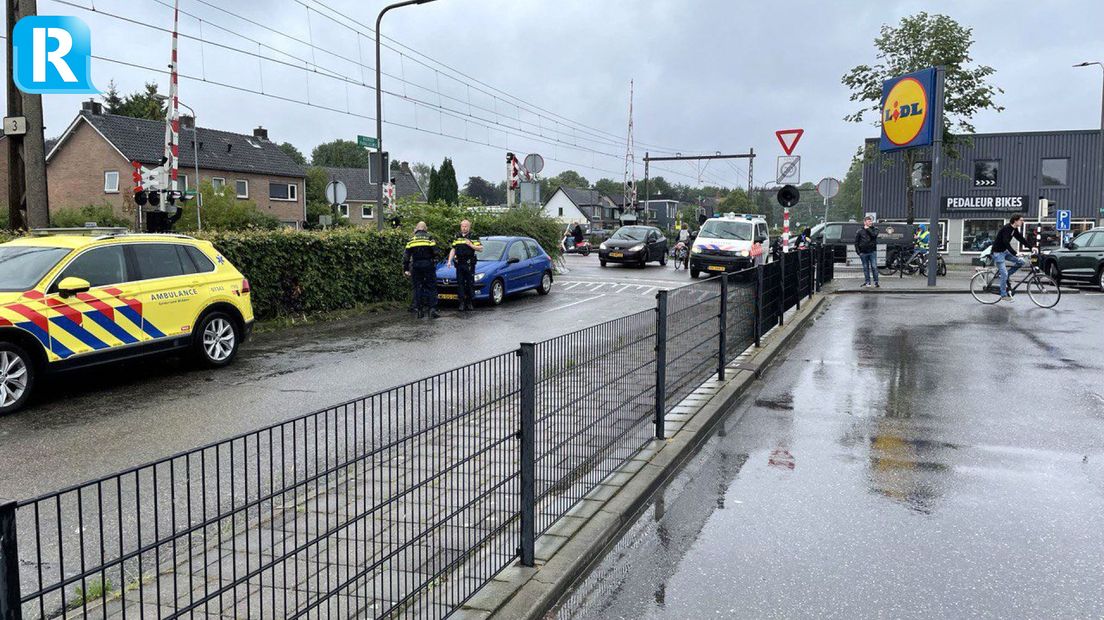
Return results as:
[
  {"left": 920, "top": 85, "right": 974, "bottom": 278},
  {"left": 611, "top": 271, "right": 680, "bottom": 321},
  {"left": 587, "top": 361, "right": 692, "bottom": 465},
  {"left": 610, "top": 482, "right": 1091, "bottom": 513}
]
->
[
  {"left": 103, "top": 171, "right": 119, "bottom": 193},
  {"left": 269, "top": 182, "right": 297, "bottom": 201},
  {"left": 962, "top": 219, "right": 1005, "bottom": 253},
  {"left": 338, "top": 204, "right": 349, "bottom": 218},
  {"left": 557, "top": 207, "right": 563, "bottom": 217},
  {"left": 1041, "top": 158, "right": 1068, "bottom": 186},
  {"left": 910, "top": 161, "right": 932, "bottom": 189},
  {"left": 973, "top": 160, "right": 999, "bottom": 187},
  {"left": 179, "top": 175, "right": 188, "bottom": 191},
  {"left": 212, "top": 177, "right": 226, "bottom": 192},
  {"left": 235, "top": 180, "right": 249, "bottom": 199},
  {"left": 362, "top": 204, "right": 374, "bottom": 219}
]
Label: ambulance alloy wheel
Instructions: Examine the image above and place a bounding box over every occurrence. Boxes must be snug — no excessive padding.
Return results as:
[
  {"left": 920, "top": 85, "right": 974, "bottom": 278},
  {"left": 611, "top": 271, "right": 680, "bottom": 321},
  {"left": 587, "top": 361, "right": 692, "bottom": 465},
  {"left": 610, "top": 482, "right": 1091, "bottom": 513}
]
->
[
  {"left": 0, "top": 342, "right": 35, "bottom": 415},
  {"left": 196, "top": 312, "right": 240, "bottom": 367}
]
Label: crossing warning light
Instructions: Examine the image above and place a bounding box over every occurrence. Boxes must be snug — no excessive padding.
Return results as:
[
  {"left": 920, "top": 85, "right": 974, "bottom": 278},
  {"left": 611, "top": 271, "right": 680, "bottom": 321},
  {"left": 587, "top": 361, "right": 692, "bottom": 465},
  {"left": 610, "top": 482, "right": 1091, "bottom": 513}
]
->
[{"left": 776, "top": 184, "right": 800, "bottom": 208}]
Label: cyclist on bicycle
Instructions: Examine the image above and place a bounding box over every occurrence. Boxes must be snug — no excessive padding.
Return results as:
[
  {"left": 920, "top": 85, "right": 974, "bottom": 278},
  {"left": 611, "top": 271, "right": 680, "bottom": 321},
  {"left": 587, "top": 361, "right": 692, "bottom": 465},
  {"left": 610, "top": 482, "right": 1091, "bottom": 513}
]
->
[
  {"left": 910, "top": 224, "right": 930, "bottom": 262},
  {"left": 991, "top": 214, "right": 1033, "bottom": 301}
]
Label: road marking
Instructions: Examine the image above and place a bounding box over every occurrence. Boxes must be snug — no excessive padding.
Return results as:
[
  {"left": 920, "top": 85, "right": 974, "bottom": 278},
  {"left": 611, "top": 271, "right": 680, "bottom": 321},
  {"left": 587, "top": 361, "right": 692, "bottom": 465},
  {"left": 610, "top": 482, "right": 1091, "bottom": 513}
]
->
[{"left": 540, "top": 294, "right": 605, "bottom": 313}]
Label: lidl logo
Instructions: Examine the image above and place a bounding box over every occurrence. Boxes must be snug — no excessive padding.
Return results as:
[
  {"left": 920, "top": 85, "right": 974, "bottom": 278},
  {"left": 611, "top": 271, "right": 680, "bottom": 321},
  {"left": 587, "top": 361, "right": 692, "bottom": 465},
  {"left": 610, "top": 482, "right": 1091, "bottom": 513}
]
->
[
  {"left": 12, "top": 16, "right": 98, "bottom": 94},
  {"left": 879, "top": 68, "right": 936, "bottom": 152}
]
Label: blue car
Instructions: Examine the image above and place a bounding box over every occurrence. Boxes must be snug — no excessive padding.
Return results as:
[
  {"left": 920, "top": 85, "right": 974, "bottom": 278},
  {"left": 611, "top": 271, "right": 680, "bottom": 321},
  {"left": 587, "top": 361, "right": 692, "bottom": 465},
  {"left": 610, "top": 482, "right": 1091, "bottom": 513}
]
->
[{"left": 435, "top": 236, "right": 554, "bottom": 305}]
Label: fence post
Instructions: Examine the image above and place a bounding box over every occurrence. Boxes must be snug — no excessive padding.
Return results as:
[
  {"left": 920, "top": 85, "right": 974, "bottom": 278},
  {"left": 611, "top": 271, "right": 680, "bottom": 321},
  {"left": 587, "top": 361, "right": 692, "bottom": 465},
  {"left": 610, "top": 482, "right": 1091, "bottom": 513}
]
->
[
  {"left": 777, "top": 252, "right": 785, "bottom": 328},
  {"left": 717, "top": 275, "right": 727, "bottom": 381},
  {"left": 815, "top": 246, "right": 822, "bottom": 293},
  {"left": 0, "top": 498, "right": 20, "bottom": 620},
  {"left": 754, "top": 266, "right": 763, "bottom": 348},
  {"left": 808, "top": 250, "right": 815, "bottom": 299},
  {"left": 795, "top": 251, "right": 802, "bottom": 311},
  {"left": 654, "top": 290, "right": 668, "bottom": 440},
  {"left": 518, "top": 344, "right": 536, "bottom": 568}
]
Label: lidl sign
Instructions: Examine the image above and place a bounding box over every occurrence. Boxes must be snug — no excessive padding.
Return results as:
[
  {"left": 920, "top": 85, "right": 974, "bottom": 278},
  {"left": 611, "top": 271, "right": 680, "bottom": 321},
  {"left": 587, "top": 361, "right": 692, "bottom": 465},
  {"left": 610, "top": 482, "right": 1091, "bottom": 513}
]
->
[{"left": 879, "top": 67, "right": 936, "bottom": 152}]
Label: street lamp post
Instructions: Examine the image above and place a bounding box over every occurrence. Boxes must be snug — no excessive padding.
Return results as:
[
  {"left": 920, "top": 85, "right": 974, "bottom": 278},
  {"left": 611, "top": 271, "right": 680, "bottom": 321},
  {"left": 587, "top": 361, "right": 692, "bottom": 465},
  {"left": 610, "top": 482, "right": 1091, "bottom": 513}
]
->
[
  {"left": 376, "top": 0, "right": 439, "bottom": 232},
  {"left": 1075, "top": 61, "right": 1104, "bottom": 225}
]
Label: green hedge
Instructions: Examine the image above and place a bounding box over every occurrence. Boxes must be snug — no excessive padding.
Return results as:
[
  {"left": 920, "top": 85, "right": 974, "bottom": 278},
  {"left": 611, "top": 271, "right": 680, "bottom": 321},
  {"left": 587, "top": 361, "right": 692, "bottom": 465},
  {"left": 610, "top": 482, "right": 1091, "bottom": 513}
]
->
[
  {"left": 197, "top": 229, "right": 409, "bottom": 320},
  {"left": 393, "top": 200, "right": 563, "bottom": 262}
]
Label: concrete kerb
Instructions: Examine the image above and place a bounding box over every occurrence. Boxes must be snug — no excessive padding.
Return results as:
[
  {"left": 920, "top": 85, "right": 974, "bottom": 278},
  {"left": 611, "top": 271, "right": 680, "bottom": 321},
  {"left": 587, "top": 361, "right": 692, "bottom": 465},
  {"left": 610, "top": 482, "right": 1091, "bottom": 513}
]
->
[{"left": 463, "top": 293, "right": 829, "bottom": 619}]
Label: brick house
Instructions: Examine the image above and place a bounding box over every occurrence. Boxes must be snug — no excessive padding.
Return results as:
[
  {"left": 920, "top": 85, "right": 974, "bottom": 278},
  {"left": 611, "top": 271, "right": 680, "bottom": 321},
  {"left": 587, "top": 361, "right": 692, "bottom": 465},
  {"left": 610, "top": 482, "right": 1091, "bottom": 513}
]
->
[
  {"left": 322, "top": 162, "right": 426, "bottom": 225},
  {"left": 5, "top": 100, "right": 307, "bottom": 227}
]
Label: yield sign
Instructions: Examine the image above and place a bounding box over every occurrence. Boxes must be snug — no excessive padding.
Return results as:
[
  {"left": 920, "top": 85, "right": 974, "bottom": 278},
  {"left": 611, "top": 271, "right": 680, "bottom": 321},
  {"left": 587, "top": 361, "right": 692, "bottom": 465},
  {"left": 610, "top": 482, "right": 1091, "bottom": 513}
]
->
[{"left": 775, "top": 129, "right": 804, "bottom": 155}]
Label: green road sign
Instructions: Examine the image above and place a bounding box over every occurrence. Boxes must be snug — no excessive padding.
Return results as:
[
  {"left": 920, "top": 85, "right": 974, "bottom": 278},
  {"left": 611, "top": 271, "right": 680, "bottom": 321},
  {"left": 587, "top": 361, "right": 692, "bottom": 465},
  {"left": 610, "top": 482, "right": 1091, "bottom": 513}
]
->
[{"left": 358, "top": 135, "right": 378, "bottom": 150}]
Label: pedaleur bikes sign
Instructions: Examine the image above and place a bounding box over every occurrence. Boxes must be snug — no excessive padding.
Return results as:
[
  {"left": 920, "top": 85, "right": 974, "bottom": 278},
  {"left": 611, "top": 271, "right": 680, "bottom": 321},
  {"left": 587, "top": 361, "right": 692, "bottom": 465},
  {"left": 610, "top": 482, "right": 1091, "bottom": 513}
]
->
[{"left": 879, "top": 67, "right": 937, "bottom": 152}]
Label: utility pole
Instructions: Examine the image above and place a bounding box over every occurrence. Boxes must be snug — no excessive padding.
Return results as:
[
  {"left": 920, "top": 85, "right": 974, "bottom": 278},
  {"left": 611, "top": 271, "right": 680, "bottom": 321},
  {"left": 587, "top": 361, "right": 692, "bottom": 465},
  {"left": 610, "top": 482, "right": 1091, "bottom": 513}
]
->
[
  {"left": 6, "top": 0, "right": 50, "bottom": 230},
  {"left": 622, "top": 80, "right": 636, "bottom": 223}
]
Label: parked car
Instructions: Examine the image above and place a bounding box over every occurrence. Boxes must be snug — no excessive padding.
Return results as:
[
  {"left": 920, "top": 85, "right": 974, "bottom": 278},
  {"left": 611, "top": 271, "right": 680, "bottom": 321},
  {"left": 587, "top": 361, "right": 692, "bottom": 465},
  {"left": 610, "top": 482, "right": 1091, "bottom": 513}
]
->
[
  {"left": 0, "top": 230, "right": 254, "bottom": 414},
  {"left": 689, "top": 213, "right": 768, "bottom": 278},
  {"left": 1040, "top": 226, "right": 1104, "bottom": 290},
  {"left": 598, "top": 225, "right": 668, "bottom": 268},
  {"left": 435, "top": 236, "right": 553, "bottom": 306}
]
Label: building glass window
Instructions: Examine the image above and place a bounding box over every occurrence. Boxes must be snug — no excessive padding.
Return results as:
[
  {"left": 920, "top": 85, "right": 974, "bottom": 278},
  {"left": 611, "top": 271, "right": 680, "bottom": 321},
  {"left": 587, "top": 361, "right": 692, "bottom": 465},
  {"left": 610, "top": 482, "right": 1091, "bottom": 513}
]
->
[
  {"left": 973, "top": 160, "right": 999, "bottom": 187},
  {"left": 362, "top": 205, "right": 374, "bottom": 219},
  {"left": 338, "top": 204, "right": 349, "bottom": 218},
  {"left": 269, "top": 182, "right": 297, "bottom": 201},
  {"left": 212, "top": 177, "right": 226, "bottom": 192},
  {"left": 1041, "top": 158, "right": 1068, "bottom": 186},
  {"left": 103, "top": 171, "right": 119, "bottom": 193},
  {"left": 962, "top": 219, "right": 1005, "bottom": 252},
  {"left": 884, "top": 220, "right": 948, "bottom": 251},
  {"left": 235, "top": 180, "right": 249, "bottom": 199},
  {"left": 910, "top": 161, "right": 931, "bottom": 189}
]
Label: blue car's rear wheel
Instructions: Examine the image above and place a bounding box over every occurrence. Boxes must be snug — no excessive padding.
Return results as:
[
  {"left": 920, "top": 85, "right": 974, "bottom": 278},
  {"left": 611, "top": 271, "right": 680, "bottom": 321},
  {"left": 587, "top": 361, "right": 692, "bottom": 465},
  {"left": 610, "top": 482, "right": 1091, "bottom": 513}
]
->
[
  {"left": 537, "top": 271, "right": 552, "bottom": 295},
  {"left": 490, "top": 279, "right": 506, "bottom": 305}
]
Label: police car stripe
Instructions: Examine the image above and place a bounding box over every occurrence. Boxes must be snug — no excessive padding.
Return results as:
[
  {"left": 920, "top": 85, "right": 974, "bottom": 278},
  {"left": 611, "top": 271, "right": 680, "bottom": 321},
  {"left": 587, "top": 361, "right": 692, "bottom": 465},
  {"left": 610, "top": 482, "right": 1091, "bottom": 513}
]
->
[
  {"left": 84, "top": 311, "right": 139, "bottom": 345},
  {"left": 50, "top": 316, "right": 111, "bottom": 351}
]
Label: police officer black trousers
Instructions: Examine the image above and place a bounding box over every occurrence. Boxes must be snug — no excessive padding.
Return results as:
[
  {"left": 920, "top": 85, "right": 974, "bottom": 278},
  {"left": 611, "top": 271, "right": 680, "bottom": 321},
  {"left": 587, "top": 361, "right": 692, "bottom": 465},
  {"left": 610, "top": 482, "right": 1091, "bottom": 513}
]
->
[{"left": 411, "top": 260, "right": 438, "bottom": 318}]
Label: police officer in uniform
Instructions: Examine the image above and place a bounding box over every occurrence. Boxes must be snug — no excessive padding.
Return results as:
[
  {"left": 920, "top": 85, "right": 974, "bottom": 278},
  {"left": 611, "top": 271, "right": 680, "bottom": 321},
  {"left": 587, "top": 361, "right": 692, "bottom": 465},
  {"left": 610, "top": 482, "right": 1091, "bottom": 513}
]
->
[
  {"left": 403, "top": 221, "right": 440, "bottom": 319},
  {"left": 447, "top": 219, "right": 483, "bottom": 312}
]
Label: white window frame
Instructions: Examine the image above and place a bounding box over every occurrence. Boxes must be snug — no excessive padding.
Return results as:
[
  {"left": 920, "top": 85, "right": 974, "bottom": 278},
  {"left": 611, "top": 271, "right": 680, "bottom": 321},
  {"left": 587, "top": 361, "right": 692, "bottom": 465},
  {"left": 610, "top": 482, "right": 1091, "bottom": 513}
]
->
[
  {"left": 338, "top": 203, "right": 349, "bottom": 218},
  {"left": 362, "top": 204, "right": 374, "bottom": 219},
  {"left": 103, "top": 170, "right": 119, "bottom": 193},
  {"left": 235, "top": 179, "right": 249, "bottom": 199},
  {"left": 211, "top": 177, "right": 226, "bottom": 192},
  {"left": 269, "top": 182, "right": 298, "bottom": 202}
]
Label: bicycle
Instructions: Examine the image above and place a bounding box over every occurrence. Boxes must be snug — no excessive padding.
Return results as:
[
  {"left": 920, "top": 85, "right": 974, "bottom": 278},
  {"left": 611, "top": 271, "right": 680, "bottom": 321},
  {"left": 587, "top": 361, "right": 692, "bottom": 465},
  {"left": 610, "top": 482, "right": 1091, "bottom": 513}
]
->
[
  {"left": 878, "top": 245, "right": 920, "bottom": 278},
  {"left": 970, "top": 253, "right": 1060, "bottom": 308},
  {"left": 916, "top": 252, "right": 947, "bottom": 277}
]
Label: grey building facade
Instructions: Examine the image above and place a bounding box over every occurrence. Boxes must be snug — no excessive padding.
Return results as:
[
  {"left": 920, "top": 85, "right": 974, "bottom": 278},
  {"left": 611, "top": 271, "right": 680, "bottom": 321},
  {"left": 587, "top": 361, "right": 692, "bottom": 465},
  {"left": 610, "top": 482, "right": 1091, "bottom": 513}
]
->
[{"left": 862, "top": 130, "right": 1103, "bottom": 262}]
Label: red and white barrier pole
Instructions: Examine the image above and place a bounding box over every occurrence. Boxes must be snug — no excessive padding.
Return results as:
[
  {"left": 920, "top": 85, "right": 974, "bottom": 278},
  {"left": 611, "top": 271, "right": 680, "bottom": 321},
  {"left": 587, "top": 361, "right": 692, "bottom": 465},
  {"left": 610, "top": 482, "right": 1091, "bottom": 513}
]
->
[{"left": 782, "top": 208, "right": 790, "bottom": 253}]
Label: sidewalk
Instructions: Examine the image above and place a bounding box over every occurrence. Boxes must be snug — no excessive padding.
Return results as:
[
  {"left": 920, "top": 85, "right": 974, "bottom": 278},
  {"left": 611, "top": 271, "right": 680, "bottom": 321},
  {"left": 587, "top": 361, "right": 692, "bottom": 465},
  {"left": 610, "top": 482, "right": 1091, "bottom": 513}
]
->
[{"left": 828, "top": 267, "right": 975, "bottom": 294}]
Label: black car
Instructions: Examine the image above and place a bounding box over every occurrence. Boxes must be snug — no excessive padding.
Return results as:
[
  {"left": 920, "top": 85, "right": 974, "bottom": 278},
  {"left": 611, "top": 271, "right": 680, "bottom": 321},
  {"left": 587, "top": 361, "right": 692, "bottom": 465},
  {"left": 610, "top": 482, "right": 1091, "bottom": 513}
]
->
[
  {"left": 599, "top": 226, "right": 668, "bottom": 267},
  {"left": 1040, "top": 227, "right": 1104, "bottom": 290}
]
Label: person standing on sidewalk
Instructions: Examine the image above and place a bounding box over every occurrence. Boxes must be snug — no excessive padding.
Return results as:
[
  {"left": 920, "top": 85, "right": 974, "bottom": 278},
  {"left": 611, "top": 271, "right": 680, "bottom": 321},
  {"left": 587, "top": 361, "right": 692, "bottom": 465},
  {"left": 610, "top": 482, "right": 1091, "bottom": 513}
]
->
[
  {"left": 855, "top": 216, "right": 880, "bottom": 288},
  {"left": 403, "top": 221, "right": 440, "bottom": 319},
  {"left": 448, "top": 219, "right": 483, "bottom": 312}
]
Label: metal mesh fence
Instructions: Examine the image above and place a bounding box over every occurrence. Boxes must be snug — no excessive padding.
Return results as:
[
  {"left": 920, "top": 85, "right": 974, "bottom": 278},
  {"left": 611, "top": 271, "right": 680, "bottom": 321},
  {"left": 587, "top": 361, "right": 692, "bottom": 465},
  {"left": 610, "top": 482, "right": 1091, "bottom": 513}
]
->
[
  {"left": 532, "top": 310, "right": 657, "bottom": 535},
  {"left": 664, "top": 280, "right": 722, "bottom": 413},
  {"left": 14, "top": 353, "right": 520, "bottom": 620}
]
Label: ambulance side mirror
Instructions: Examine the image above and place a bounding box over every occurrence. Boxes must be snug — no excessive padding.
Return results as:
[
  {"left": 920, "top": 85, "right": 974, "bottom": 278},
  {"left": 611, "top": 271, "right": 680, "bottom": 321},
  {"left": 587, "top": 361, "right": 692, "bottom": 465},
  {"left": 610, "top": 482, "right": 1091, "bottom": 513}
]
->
[{"left": 58, "top": 277, "right": 91, "bottom": 299}]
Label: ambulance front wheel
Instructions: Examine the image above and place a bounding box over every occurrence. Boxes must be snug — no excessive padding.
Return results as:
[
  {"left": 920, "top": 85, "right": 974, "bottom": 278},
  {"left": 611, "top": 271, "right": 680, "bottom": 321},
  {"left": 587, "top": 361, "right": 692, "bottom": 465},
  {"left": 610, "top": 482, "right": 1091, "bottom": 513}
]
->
[{"left": 195, "top": 312, "right": 241, "bottom": 368}]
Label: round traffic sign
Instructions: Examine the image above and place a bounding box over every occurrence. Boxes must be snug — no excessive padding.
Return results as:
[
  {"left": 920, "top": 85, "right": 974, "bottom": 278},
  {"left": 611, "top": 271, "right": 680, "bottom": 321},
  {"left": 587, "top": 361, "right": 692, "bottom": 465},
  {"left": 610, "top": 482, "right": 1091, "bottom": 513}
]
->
[
  {"left": 816, "top": 177, "right": 841, "bottom": 199},
  {"left": 325, "top": 180, "right": 347, "bottom": 206},
  {"left": 523, "top": 153, "right": 544, "bottom": 175}
]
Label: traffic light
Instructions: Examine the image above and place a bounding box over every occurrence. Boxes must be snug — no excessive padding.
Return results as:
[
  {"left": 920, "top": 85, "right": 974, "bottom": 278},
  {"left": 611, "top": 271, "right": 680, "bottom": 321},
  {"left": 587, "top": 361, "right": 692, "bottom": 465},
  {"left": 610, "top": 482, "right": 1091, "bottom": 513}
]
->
[
  {"left": 148, "top": 190, "right": 161, "bottom": 207},
  {"left": 134, "top": 189, "right": 148, "bottom": 206},
  {"left": 776, "top": 185, "right": 800, "bottom": 208}
]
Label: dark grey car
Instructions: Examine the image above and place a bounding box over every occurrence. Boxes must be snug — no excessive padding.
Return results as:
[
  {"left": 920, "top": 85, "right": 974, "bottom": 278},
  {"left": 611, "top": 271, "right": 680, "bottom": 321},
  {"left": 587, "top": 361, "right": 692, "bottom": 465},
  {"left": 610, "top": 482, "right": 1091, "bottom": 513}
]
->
[
  {"left": 1041, "top": 227, "right": 1104, "bottom": 290},
  {"left": 598, "top": 226, "right": 668, "bottom": 268}
]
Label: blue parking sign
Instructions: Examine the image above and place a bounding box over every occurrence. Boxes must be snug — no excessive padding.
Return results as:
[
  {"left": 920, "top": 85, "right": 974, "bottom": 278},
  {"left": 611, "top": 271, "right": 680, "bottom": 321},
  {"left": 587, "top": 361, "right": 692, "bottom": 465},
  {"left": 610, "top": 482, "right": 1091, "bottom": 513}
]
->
[{"left": 1056, "top": 209, "right": 1071, "bottom": 231}]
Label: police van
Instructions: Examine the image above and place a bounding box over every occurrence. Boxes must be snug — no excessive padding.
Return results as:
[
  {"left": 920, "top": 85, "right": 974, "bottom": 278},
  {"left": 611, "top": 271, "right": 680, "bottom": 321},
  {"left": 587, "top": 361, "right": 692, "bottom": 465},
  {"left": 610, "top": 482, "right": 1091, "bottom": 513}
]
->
[{"left": 689, "top": 213, "right": 769, "bottom": 278}]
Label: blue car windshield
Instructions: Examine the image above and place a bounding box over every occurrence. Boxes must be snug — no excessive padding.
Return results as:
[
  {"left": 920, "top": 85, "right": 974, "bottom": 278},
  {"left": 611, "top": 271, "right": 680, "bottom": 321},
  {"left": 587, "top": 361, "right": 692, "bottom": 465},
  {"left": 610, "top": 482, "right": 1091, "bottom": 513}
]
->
[
  {"left": 477, "top": 239, "right": 509, "bottom": 261},
  {"left": 0, "top": 246, "right": 70, "bottom": 291}
]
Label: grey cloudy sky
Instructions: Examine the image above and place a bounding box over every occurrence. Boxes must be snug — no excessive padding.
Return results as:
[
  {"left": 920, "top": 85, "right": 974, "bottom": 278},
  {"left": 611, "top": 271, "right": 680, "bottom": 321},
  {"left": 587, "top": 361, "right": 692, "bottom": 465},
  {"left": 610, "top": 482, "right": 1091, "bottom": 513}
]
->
[{"left": 12, "top": 0, "right": 1104, "bottom": 192}]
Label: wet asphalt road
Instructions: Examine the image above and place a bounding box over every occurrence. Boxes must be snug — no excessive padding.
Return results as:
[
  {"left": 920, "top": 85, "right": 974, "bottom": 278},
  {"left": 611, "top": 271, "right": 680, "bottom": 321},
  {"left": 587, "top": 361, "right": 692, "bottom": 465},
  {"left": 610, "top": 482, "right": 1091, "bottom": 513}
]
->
[
  {"left": 556, "top": 293, "right": 1104, "bottom": 619},
  {"left": 0, "top": 254, "right": 695, "bottom": 499}
]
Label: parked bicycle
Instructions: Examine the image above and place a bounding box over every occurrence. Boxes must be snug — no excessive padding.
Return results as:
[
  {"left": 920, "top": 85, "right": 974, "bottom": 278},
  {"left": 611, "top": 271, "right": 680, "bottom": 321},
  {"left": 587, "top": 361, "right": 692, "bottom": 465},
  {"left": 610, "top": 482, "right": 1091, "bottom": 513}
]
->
[
  {"left": 879, "top": 245, "right": 947, "bottom": 278},
  {"left": 970, "top": 253, "right": 1060, "bottom": 308}
]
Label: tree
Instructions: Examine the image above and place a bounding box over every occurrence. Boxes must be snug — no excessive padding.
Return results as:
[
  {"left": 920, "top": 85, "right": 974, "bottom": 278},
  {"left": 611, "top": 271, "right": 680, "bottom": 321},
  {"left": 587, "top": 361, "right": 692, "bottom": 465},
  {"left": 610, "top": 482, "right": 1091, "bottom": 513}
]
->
[
  {"left": 176, "top": 181, "right": 280, "bottom": 231},
  {"left": 643, "top": 176, "right": 672, "bottom": 200},
  {"left": 101, "top": 80, "right": 123, "bottom": 113},
  {"left": 279, "top": 142, "right": 307, "bottom": 165},
  {"left": 410, "top": 162, "right": 433, "bottom": 192},
  {"left": 718, "top": 188, "right": 754, "bottom": 215},
  {"left": 834, "top": 150, "right": 864, "bottom": 222},
  {"left": 464, "top": 176, "right": 504, "bottom": 205},
  {"left": 592, "top": 178, "right": 622, "bottom": 199},
  {"left": 426, "top": 167, "right": 442, "bottom": 203},
  {"left": 842, "top": 12, "right": 1002, "bottom": 223},
  {"left": 310, "top": 139, "right": 371, "bottom": 168},
  {"left": 436, "top": 158, "right": 459, "bottom": 205},
  {"left": 110, "top": 82, "right": 165, "bottom": 120}
]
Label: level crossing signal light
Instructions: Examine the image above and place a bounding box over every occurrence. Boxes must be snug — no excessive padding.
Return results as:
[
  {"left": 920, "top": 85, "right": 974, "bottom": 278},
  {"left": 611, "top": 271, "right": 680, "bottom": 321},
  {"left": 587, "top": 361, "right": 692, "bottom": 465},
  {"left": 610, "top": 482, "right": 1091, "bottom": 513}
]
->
[{"left": 776, "top": 184, "right": 800, "bottom": 208}]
